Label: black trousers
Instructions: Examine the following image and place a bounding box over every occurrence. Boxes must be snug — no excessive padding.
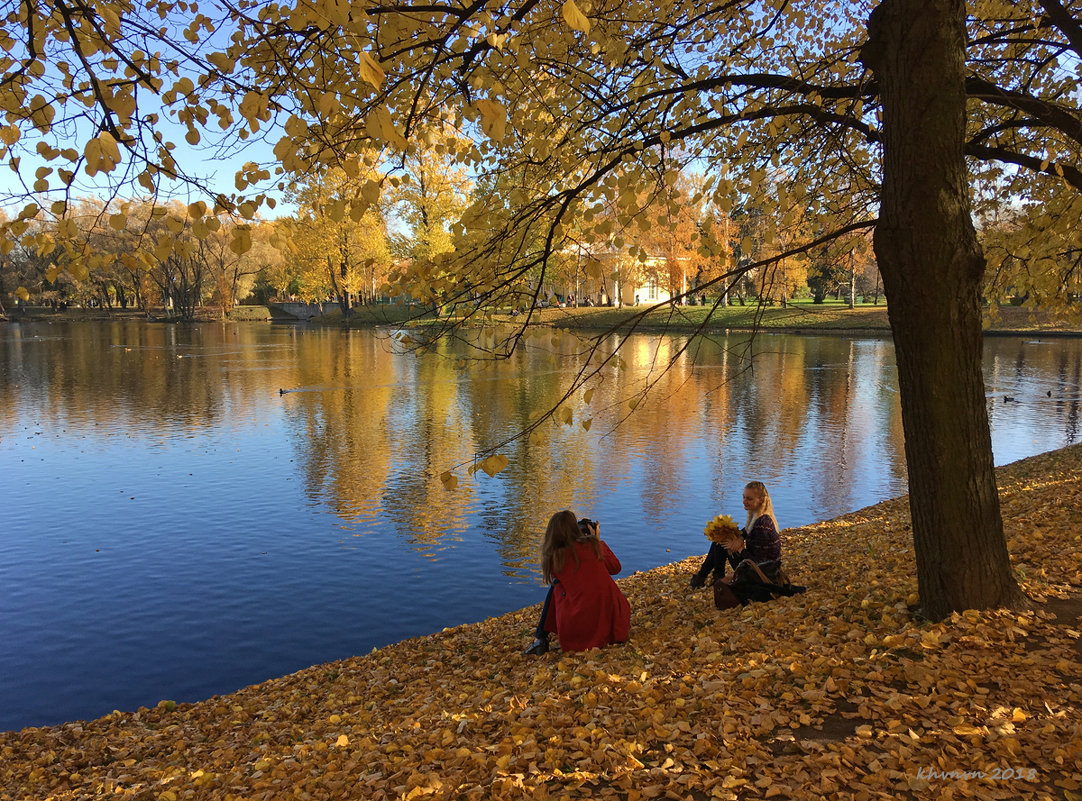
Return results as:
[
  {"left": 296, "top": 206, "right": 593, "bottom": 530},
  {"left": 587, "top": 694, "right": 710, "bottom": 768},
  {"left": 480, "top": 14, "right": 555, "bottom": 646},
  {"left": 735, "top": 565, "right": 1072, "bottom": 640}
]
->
[{"left": 534, "top": 583, "right": 556, "bottom": 639}]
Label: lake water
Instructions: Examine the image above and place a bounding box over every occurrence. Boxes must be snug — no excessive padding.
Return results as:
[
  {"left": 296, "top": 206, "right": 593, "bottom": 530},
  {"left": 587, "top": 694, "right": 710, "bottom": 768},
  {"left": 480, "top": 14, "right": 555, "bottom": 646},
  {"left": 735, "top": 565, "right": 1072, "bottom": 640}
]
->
[{"left": 1, "top": 321, "right": 1079, "bottom": 731}]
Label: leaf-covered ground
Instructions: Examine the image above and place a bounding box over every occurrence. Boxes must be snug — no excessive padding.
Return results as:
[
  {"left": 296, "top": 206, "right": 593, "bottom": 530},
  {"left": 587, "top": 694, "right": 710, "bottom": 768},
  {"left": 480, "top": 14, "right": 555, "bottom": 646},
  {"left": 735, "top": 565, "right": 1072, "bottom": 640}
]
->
[{"left": 3, "top": 445, "right": 1081, "bottom": 801}]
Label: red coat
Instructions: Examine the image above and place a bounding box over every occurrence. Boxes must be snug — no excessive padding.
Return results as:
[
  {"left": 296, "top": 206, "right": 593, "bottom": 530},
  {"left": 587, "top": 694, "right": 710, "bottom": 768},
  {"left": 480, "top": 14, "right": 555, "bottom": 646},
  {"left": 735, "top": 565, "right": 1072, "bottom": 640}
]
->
[{"left": 543, "top": 540, "right": 631, "bottom": 651}]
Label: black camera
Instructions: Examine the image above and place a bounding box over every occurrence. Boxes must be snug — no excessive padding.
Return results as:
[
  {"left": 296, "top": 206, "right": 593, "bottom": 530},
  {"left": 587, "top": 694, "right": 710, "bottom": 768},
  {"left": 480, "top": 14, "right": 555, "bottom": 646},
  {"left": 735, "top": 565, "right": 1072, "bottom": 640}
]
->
[{"left": 578, "top": 518, "right": 598, "bottom": 534}]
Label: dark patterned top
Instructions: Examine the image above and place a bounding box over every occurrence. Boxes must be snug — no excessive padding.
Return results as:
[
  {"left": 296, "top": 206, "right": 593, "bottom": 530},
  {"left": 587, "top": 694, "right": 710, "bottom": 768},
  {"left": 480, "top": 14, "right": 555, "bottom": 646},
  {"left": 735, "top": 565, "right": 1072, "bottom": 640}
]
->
[{"left": 730, "top": 515, "right": 782, "bottom": 567}]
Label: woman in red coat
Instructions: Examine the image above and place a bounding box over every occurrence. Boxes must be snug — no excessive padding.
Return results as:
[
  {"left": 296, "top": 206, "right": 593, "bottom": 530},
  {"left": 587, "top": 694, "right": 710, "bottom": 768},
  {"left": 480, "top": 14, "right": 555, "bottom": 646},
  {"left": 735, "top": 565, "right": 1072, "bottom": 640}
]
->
[{"left": 524, "top": 511, "right": 631, "bottom": 655}]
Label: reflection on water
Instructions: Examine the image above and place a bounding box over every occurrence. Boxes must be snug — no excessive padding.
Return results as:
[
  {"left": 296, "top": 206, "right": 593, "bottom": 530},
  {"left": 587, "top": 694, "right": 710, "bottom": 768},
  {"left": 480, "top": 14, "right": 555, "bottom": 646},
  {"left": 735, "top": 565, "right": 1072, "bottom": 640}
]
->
[{"left": 0, "top": 321, "right": 1079, "bottom": 730}]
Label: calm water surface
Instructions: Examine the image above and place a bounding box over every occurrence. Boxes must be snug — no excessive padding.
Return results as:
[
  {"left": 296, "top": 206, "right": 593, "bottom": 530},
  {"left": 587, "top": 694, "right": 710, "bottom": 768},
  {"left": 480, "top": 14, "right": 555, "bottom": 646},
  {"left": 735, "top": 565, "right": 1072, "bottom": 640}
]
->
[{"left": 1, "top": 321, "right": 1080, "bottom": 730}]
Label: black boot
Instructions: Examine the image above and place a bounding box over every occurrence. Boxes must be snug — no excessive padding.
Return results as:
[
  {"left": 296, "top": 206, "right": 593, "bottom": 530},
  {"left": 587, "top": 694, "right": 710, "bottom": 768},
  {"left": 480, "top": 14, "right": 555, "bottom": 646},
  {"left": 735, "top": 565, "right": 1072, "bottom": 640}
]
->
[
  {"left": 689, "top": 571, "right": 708, "bottom": 589},
  {"left": 524, "top": 636, "right": 550, "bottom": 655}
]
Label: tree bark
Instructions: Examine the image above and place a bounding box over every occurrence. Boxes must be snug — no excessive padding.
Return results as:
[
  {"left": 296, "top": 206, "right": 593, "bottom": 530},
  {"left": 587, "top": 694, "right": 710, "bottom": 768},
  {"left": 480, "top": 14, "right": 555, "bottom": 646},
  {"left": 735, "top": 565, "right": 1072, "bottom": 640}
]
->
[
  {"left": 862, "top": 0, "right": 1027, "bottom": 620},
  {"left": 848, "top": 252, "right": 856, "bottom": 309}
]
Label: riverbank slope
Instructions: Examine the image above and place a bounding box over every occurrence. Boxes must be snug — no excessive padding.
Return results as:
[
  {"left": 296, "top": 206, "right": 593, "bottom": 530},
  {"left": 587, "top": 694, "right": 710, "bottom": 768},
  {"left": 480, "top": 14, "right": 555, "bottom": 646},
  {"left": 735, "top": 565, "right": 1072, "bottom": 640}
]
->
[
  {"left": 4, "top": 302, "right": 1078, "bottom": 336},
  {"left": 494, "top": 302, "right": 1081, "bottom": 336},
  {"left": 2, "top": 445, "right": 1080, "bottom": 800}
]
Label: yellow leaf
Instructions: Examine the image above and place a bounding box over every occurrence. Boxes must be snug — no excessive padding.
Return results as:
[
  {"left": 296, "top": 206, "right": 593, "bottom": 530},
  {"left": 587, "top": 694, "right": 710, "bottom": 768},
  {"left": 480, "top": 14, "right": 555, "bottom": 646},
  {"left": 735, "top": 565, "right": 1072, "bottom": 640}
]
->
[
  {"left": 628, "top": 397, "right": 639, "bottom": 411},
  {"left": 207, "top": 52, "right": 235, "bottom": 74},
  {"left": 15, "top": 286, "right": 29, "bottom": 301},
  {"left": 951, "top": 724, "right": 982, "bottom": 736},
  {"left": 335, "top": 734, "right": 349, "bottom": 747},
  {"left": 561, "top": 0, "right": 591, "bottom": 33},
  {"left": 583, "top": 388, "right": 594, "bottom": 405},
  {"left": 357, "top": 51, "right": 385, "bottom": 89},
  {"left": 28, "top": 94, "right": 55, "bottom": 131},
  {"left": 475, "top": 98, "right": 506, "bottom": 143},
  {"left": 229, "top": 227, "right": 252, "bottom": 255},
  {"left": 479, "top": 454, "right": 508, "bottom": 477},
  {"left": 109, "top": 213, "right": 126, "bottom": 230},
  {"left": 440, "top": 471, "right": 458, "bottom": 491},
  {"left": 581, "top": 418, "right": 592, "bottom": 431},
  {"left": 558, "top": 406, "right": 573, "bottom": 425},
  {"left": 57, "top": 218, "right": 77, "bottom": 238},
  {"left": 367, "top": 105, "right": 406, "bottom": 149},
  {"left": 361, "top": 179, "right": 381, "bottom": 204}
]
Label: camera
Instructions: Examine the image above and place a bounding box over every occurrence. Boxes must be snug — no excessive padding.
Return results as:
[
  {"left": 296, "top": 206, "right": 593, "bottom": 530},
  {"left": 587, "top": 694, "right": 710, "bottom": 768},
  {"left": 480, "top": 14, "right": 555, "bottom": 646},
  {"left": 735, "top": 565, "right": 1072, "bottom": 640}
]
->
[{"left": 578, "top": 518, "right": 598, "bottom": 535}]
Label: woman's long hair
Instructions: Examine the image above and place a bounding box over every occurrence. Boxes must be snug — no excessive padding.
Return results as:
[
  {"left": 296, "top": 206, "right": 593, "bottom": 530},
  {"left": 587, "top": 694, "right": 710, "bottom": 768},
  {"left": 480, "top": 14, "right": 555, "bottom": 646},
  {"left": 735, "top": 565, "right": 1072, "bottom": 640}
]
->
[
  {"left": 744, "top": 481, "right": 779, "bottom": 534},
  {"left": 541, "top": 510, "right": 601, "bottom": 583}
]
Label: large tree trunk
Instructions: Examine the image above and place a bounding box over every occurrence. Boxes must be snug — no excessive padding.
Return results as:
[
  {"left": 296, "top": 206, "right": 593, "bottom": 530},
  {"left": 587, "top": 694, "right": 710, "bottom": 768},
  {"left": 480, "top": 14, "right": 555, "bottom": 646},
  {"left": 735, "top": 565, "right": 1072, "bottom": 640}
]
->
[{"left": 863, "top": 0, "right": 1027, "bottom": 620}]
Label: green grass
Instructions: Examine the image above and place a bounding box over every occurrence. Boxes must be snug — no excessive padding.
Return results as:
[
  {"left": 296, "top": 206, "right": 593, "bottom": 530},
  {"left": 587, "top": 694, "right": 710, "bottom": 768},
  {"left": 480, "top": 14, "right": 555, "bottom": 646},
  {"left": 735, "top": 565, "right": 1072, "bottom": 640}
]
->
[
  {"left": 10, "top": 299, "right": 1076, "bottom": 334},
  {"left": 319, "top": 303, "right": 439, "bottom": 326},
  {"left": 226, "top": 305, "right": 272, "bottom": 321},
  {"left": 484, "top": 301, "right": 1080, "bottom": 335},
  {"left": 493, "top": 301, "right": 894, "bottom": 333}
]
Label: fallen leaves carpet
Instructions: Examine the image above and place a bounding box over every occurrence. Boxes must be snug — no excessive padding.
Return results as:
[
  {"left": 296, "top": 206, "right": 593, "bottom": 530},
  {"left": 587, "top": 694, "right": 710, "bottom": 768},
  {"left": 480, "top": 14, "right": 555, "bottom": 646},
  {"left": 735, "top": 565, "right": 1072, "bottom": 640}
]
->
[{"left": 3, "top": 445, "right": 1081, "bottom": 801}]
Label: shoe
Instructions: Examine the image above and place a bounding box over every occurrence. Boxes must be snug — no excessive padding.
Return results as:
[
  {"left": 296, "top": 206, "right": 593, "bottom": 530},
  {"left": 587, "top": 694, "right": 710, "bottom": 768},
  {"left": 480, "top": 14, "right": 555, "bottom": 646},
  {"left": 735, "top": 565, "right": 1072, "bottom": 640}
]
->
[
  {"left": 689, "top": 572, "right": 707, "bottom": 589},
  {"left": 524, "top": 637, "right": 549, "bottom": 656}
]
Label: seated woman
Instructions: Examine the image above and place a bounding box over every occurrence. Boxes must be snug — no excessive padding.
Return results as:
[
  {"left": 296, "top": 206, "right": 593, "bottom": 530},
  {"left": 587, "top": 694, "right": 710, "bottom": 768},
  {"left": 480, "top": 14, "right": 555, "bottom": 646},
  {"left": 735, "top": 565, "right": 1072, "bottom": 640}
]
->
[
  {"left": 525, "top": 511, "right": 631, "bottom": 655},
  {"left": 689, "top": 481, "right": 782, "bottom": 588}
]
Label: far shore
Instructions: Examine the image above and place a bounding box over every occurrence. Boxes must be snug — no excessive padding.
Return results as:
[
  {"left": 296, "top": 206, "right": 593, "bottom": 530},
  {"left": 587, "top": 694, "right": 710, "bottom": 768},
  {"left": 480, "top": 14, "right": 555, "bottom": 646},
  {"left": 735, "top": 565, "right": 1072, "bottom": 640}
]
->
[
  {"left": 2, "top": 444, "right": 1079, "bottom": 799},
  {"left": 3, "top": 300, "right": 1080, "bottom": 337}
]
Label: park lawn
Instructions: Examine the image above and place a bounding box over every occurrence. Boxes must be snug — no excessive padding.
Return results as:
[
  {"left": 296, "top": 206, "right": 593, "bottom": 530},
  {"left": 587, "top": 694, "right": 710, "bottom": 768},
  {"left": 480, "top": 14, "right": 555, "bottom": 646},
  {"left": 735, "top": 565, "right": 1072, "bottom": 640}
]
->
[
  {"left": 532, "top": 302, "right": 894, "bottom": 333},
  {"left": 8, "top": 301, "right": 1076, "bottom": 335},
  {"left": 318, "top": 304, "right": 436, "bottom": 326},
  {"left": 459, "top": 302, "right": 1079, "bottom": 336},
  {"left": 2, "top": 445, "right": 1080, "bottom": 800}
]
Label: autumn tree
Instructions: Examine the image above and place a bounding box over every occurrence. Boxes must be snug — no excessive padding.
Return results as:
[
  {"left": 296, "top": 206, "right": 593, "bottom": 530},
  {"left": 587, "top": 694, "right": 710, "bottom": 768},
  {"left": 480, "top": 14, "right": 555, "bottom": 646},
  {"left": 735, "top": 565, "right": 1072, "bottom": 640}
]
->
[
  {"left": 637, "top": 173, "right": 706, "bottom": 303},
  {"left": 284, "top": 167, "right": 392, "bottom": 314}
]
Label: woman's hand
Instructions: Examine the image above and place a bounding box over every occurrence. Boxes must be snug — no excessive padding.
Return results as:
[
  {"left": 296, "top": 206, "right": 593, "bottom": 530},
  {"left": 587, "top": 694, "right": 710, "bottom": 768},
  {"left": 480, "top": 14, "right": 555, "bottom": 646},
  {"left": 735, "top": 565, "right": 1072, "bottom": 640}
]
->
[{"left": 723, "top": 534, "right": 744, "bottom": 553}]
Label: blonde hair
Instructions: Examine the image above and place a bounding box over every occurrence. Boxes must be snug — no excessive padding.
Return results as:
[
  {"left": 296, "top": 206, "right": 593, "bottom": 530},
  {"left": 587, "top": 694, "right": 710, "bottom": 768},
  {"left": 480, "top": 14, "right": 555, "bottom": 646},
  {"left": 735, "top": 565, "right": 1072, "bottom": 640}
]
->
[
  {"left": 744, "top": 481, "right": 779, "bottom": 534},
  {"left": 541, "top": 510, "right": 601, "bottom": 583}
]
